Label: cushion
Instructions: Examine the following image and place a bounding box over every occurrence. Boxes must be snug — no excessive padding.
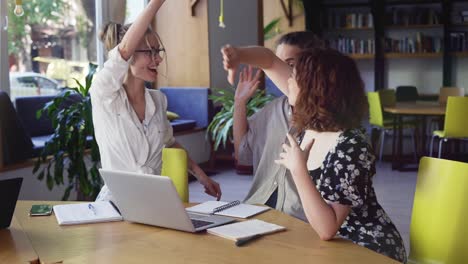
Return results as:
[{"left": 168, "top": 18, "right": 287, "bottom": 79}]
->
[{"left": 166, "top": 111, "right": 180, "bottom": 121}]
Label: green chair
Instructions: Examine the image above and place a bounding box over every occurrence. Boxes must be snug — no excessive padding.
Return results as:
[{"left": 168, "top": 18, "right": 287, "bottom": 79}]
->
[
  {"left": 161, "top": 148, "right": 189, "bottom": 202},
  {"left": 429, "top": 96, "right": 468, "bottom": 158},
  {"left": 408, "top": 157, "right": 468, "bottom": 264},
  {"left": 368, "top": 90, "right": 416, "bottom": 161}
]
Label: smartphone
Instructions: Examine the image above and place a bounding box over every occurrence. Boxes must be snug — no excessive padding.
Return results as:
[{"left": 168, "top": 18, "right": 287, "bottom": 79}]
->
[{"left": 29, "top": 204, "right": 53, "bottom": 216}]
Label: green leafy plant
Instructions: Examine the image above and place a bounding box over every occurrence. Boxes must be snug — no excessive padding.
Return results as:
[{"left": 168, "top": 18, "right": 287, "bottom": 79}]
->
[
  {"left": 33, "top": 63, "right": 101, "bottom": 201},
  {"left": 207, "top": 87, "right": 274, "bottom": 151},
  {"left": 264, "top": 18, "right": 282, "bottom": 41}
]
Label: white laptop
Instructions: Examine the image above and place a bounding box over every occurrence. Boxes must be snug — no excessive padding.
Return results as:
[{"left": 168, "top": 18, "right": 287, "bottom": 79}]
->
[{"left": 99, "top": 169, "right": 235, "bottom": 232}]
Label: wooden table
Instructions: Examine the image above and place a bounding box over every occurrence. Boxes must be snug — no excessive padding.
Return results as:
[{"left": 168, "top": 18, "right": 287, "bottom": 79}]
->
[
  {"left": 384, "top": 101, "right": 446, "bottom": 170},
  {"left": 0, "top": 201, "right": 399, "bottom": 264},
  {"left": 0, "top": 216, "right": 39, "bottom": 264}
]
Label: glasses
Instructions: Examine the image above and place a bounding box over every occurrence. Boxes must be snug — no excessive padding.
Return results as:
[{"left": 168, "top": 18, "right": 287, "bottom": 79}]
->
[{"left": 135, "top": 47, "right": 165, "bottom": 59}]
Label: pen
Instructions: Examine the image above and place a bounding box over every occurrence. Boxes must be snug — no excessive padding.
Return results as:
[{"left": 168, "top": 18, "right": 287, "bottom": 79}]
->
[
  {"left": 235, "top": 234, "right": 261, "bottom": 247},
  {"left": 88, "top": 203, "right": 97, "bottom": 215}
]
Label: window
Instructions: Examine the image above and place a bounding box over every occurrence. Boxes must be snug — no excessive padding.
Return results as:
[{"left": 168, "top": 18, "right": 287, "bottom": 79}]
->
[
  {"left": 0, "top": 0, "right": 148, "bottom": 101},
  {"left": 4, "top": 0, "right": 97, "bottom": 101}
]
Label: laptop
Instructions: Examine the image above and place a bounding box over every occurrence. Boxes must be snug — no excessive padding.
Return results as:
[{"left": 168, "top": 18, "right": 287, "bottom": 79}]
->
[
  {"left": 0, "top": 178, "right": 23, "bottom": 229},
  {"left": 99, "top": 169, "right": 235, "bottom": 232}
]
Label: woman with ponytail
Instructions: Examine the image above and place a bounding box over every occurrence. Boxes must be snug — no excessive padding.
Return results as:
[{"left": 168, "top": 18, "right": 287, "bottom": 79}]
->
[{"left": 91, "top": 0, "right": 221, "bottom": 201}]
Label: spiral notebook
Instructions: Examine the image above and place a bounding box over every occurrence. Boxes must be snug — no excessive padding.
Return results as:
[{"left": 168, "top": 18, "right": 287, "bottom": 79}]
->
[{"left": 186, "top": 200, "right": 270, "bottom": 219}]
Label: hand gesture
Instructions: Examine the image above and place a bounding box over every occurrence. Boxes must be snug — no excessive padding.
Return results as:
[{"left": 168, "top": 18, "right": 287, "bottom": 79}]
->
[
  {"left": 234, "top": 65, "right": 262, "bottom": 104},
  {"left": 221, "top": 44, "right": 240, "bottom": 85},
  {"left": 198, "top": 176, "right": 222, "bottom": 201},
  {"left": 275, "top": 134, "right": 315, "bottom": 176}
]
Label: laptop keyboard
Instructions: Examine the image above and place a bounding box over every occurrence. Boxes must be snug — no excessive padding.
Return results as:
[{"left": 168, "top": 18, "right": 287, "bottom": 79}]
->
[{"left": 191, "top": 219, "right": 214, "bottom": 229}]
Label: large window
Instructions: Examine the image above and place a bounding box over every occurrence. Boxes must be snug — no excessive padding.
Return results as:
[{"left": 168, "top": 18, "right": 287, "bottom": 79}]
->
[
  {"left": 0, "top": 0, "right": 147, "bottom": 101},
  {"left": 5, "top": 0, "right": 98, "bottom": 101}
]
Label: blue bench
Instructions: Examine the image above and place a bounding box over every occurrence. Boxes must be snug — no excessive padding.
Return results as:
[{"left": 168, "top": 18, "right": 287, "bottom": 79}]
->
[{"left": 13, "top": 87, "right": 213, "bottom": 156}]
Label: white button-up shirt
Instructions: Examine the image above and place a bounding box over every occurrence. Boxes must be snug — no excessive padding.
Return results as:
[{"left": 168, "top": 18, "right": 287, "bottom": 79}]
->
[{"left": 90, "top": 47, "right": 175, "bottom": 201}]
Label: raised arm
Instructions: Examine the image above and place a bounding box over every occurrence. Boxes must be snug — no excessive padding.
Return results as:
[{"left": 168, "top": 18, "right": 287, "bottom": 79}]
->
[
  {"left": 222, "top": 45, "right": 292, "bottom": 97},
  {"left": 118, "top": 0, "right": 166, "bottom": 60}
]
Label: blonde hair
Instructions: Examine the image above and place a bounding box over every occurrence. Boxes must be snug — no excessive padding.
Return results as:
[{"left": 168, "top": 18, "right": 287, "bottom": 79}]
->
[{"left": 99, "top": 22, "right": 163, "bottom": 52}]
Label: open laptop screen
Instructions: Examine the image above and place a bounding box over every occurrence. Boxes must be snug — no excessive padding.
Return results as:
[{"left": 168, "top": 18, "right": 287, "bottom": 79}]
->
[{"left": 0, "top": 178, "right": 23, "bottom": 229}]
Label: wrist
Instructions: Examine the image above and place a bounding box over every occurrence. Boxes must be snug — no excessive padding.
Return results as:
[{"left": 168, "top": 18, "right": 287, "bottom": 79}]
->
[
  {"left": 290, "top": 164, "right": 308, "bottom": 178},
  {"left": 234, "top": 98, "right": 248, "bottom": 106}
]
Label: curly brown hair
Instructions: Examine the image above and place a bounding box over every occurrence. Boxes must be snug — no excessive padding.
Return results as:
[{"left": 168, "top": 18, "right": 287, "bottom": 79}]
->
[{"left": 292, "top": 48, "right": 368, "bottom": 132}]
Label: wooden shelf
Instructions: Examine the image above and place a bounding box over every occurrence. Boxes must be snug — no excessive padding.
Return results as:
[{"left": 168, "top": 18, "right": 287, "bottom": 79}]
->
[
  {"left": 449, "top": 23, "right": 468, "bottom": 27},
  {"left": 386, "top": 24, "right": 443, "bottom": 29},
  {"left": 348, "top": 54, "right": 375, "bottom": 59},
  {"left": 327, "top": 27, "right": 374, "bottom": 31},
  {"left": 385, "top": 52, "right": 443, "bottom": 58},
  {"left": 450, "top": 52, "right": 468, "bottom": 57}
]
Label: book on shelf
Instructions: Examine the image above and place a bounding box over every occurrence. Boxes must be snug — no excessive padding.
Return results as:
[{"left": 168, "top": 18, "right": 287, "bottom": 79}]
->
[
  {"left": 329, "top": 37, "right": 375, "bottom": 55},
  {"left": 386, "top": 7, "right": 441, "bottom": 26},
  {"left": 449, "top": 32, "right": 468, "bottom": 52},
  {"left": 384, "top": 33, "right": 442, "bottom": 54},
  {"left": 327, "top": 11, "right": 373, "bottom": 29}
]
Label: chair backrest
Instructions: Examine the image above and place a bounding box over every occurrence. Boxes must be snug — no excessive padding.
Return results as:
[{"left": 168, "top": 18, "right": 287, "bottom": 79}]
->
[
  {"left": 367, "top": 92, "right": 384, "bottom": 127},
  {"left": 409, "top": 157, "right": 468, "bottom": 264},
  {"left": 0, "top": 91, "right": 34, "bottom": 166},
  {"left": 379, "top": 89, "right": 396, "bottom": 107},
  {"left": 439, "top": 87, "right": 465, "bottom": 105},
  {"left": 443, "top": 96, "right": 468, "bottom": 138},
  {"left": 161, "top": 148, "right": 189, "bottom": 202},
  {"left": 396, "top": 85, "right": 418, "bottom": 102}
]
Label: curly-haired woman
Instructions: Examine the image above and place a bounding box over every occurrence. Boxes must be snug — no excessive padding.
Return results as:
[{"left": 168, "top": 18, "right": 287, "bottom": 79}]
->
[{"left": 222, "top": 47, "right": 406, "bottom": 263}]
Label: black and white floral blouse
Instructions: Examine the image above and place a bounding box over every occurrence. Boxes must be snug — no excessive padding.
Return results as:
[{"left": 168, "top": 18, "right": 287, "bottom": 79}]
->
[{"left": 309, "top": 128, "right": 407, "bottom": 263}]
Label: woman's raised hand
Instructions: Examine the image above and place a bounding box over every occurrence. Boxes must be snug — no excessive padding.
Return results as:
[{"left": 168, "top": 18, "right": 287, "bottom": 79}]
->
[
  {"left": 221, "top": 45, "right": 241, "bottom": 85},
  {"left": 234, "top": 65, "right": 262, "bottom": 104}
]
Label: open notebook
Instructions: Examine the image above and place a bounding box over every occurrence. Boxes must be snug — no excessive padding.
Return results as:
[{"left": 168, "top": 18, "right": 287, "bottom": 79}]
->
[
  {"left": 207, "top": 219, "right": 286, "bottom": 241},
  {"left": 53, "top": 201, "right": 123, "bottom": 225},
  {"left": 186, "top": 201, "right": 270, "bottom": 219}
]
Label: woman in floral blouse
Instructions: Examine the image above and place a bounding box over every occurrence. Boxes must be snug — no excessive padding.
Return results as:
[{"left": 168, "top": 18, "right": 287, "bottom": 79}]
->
[{"left": 222, "top": 47, "right": 406, "bottom": 262}]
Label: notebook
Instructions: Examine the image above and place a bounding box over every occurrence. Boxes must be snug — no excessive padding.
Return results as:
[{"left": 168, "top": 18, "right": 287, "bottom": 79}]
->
[
  {"left": 186, "top": 200, "right": 270, "bottom": 218},
  {"left": 207, "top": 219, "right": 286, "bottom": 241},
  {"left": 53, "top": 201, "right": 123, "bottom": 225}
]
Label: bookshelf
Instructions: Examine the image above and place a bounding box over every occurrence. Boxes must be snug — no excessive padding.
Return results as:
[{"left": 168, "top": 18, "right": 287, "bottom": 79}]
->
[
  {"left": 385, "top": 52, "right": 443, "bottom": 58},
  {"left": 313, "top": 0, "right": 468, "bottom": 91}
]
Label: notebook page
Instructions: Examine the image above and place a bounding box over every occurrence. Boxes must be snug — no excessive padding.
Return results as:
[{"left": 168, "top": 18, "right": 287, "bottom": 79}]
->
[
  {"left": 216, "top": 204, "right": 270, "bottom": 218},
  {"left": 186, "top": 201, "right": 229, "bottom": 214},
  {"left": 207, "top": 219, "right": 285, "bottom": 241},
  {"left": 53, "top": 201, "right": 123, "bottom": 225}
]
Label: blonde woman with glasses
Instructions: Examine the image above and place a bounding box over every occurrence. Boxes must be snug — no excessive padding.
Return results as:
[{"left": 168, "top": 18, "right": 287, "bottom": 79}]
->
[{"left": 90, "top": 0, "right": 221, "bottom": 202}]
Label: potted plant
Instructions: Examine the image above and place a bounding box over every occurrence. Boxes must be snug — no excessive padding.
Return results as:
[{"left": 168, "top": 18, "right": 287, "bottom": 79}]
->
[
  {"left": 33, "top": 63, "right": 102, "bottom": 201},
  {"left": 207, "top": 87, "right": 273, "bottom": 173}
]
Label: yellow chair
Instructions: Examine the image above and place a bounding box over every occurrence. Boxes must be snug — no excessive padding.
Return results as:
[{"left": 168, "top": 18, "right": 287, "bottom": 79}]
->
[
  {"left": 161, "top": 148, "right": 189, "bottom": 202},
  {"left": 408, "top": 157, "right": 468, "bottom": 264},
  {"left": 430, "top": 96, "right": 468, "bottom": 158},
  {"left": 368, "top": 90, "right": 416, "bottom": 161}
]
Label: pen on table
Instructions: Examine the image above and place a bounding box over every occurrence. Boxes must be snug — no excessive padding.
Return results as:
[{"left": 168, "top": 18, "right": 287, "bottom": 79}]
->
[
  {"left": 88, "top": 203, "right": 96, "bottom": 215},
  {"left": 235, "top": 234, "right": 262, "bottom": 247}
]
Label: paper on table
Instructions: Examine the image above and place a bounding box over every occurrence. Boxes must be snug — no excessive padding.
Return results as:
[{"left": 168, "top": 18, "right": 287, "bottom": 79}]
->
[
  {"left": 53, "top": 201, "right": 123, "bottom": 225},
  {"left": 186, "top": 201, "right": 270, "bottom": 218},
  {"left": 207, "top": 219, "right": 286, "bottom": 241}
]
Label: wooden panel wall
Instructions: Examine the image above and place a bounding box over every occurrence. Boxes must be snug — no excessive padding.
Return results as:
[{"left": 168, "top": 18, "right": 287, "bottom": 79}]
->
[
  {"left": 154, "top": 0, "right": 210, "bottom": 87},
  {"left": 263, "top": 0, "right": 305, "bottom": 50}
]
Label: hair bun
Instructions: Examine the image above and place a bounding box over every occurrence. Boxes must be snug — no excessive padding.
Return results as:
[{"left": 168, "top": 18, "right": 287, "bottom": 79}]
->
[{"left": 100, "top": 22, "right": 122, "bottom": 51}]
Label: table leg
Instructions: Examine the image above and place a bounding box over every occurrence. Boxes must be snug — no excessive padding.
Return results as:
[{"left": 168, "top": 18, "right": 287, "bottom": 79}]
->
[
  {"left": 421, "top": 116, "right": 427, "bottom": 157},
  {"left": 397, "top": 115, "right": 403, "bottom": 170},
  {"left": 392, "top": 114, "right": 398, "bottom": 170}
]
